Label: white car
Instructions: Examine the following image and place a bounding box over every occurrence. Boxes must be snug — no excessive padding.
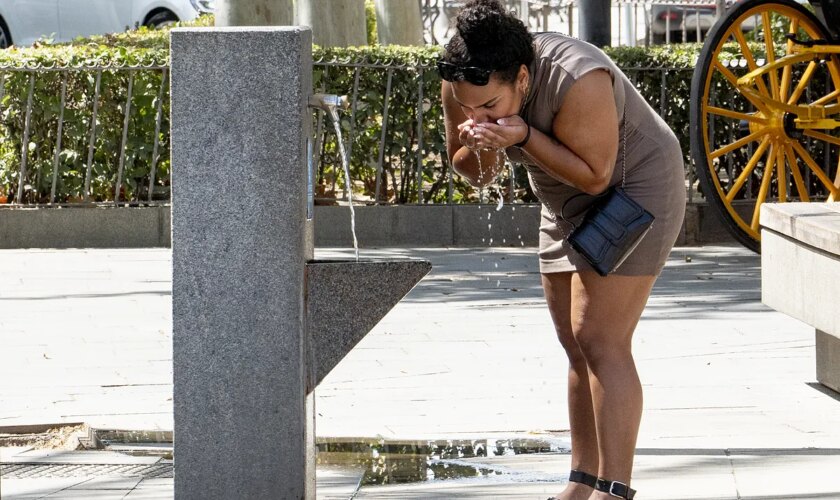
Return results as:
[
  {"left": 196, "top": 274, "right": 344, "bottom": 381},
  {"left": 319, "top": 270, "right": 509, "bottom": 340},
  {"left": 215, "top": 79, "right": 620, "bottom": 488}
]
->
[{"left": 0, "top": 0, "right": 215, "bottom": 48}]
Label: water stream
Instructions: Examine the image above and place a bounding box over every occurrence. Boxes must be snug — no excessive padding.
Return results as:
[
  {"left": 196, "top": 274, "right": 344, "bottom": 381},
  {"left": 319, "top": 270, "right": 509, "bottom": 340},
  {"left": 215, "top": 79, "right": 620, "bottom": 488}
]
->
[{"left": 326, "top": 109, "right": 360, "bottom": 261}]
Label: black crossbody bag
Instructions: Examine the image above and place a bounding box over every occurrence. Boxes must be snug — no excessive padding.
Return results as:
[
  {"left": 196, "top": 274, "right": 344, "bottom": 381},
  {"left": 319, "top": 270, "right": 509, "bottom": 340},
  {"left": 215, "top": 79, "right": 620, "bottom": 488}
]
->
[{"left": 528, "top": 106, "right": 654, "bottom": 276}]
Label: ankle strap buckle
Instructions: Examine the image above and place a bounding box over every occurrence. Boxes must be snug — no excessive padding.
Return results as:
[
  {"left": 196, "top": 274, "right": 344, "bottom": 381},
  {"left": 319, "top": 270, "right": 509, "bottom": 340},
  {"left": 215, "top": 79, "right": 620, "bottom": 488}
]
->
[
  {"left": 608, "top": 481, "right": 627, "bottom": 498},
  {"left": 596, "top": 478, "right": 636, "bottom": 499}
]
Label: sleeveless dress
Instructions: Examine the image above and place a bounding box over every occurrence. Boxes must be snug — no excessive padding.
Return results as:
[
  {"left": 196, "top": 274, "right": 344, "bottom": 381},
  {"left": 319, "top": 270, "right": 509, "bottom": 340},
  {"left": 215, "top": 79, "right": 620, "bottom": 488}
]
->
[{"left": 506, "top": 32, "right": 686, "bottom": 276}]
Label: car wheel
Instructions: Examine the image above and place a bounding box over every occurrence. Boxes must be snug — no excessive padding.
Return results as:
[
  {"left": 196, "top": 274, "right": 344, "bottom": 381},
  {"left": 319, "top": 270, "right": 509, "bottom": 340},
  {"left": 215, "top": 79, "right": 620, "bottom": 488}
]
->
[
  {"left": 0, "top": 18, "right": 12, "bottom": 49},
  {"left": 146, "top": 10, "right": 179, "bottom": 29}
]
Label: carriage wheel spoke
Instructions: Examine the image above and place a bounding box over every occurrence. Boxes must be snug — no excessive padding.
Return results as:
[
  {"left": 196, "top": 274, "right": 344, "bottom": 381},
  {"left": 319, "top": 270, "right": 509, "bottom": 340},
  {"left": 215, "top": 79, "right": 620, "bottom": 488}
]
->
[
  {"left": 827, "top": 56, "right": 840, "bottom": 100},
  {"left": 832, "top": 155, "right": 840, "bottom": 202},
  {"left": 781, "top": 18, "right": 799, "bottom": 101},
  {"left": 706, "top": 105, "right": 767, "bottom": 123},
  {"left": 791, "top": 140, "right": 840, "bottom": 197},
  {"left": 777, "top": 145, "right": 787, "bottom": 203},
  {"left": 788, "top": 61, "right": 817, "bottom": 105},
  {"left": 762, "top": 13, "right": 780, "bottom": 100},
  {"left": 785, "top": 144, "right": 810, "bottom": 202},
  {"left": 733, "top": 27, "right": 771, "bottom": 98},
  {"left": 711, "top": 130, "right": 766, "bottom": 159},
  {"left": 812, "top": 89, "right": 840, "bottom": 106},
  {"left": 726, "top": 136, "right": 771, "bottom": 202},
  {"left": 751, "top": 145, "right": 777, "bottom": 231},
  {"left": 803, "top": 130, "right": 840, "bottom": 147},
  {"left": 714, "top": 61, "right": 770, "bottom": 113}
]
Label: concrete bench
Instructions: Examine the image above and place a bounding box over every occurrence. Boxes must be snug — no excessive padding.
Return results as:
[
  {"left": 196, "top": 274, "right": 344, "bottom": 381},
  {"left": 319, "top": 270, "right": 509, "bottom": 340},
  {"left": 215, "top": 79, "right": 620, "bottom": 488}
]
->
[{"left": 760, "top": 202, "right": 840, "bottom": 393}]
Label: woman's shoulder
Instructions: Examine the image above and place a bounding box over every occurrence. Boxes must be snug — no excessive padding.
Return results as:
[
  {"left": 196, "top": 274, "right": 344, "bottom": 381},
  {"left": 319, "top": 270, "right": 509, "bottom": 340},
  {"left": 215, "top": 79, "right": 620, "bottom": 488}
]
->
[{"left": 533, "top": 32, "right": 616, "bottom": 80}]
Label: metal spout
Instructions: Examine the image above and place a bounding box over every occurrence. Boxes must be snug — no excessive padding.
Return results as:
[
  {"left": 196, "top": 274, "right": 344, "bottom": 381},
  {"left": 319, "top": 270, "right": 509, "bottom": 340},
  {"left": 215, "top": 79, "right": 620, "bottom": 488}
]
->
[{"left": 308, "top": 93, "right": 350, "bottom": 113}]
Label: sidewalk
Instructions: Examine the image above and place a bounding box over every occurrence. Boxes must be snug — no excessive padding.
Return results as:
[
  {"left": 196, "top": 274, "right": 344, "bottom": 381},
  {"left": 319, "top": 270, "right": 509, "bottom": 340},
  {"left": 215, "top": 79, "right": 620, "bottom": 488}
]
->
[{"left": 2, "top": 245, "right": 839, "bottom": 499}]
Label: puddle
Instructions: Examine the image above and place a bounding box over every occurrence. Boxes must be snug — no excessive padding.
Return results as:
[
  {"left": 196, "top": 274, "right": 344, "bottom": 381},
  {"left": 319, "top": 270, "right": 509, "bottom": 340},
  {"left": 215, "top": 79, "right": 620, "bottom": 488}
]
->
[
  {"left": 2, "top": 428, "right": 570, "bottom": 485},
  {"left": 317, "top": 436, "right": 570, "bottom": 486}
]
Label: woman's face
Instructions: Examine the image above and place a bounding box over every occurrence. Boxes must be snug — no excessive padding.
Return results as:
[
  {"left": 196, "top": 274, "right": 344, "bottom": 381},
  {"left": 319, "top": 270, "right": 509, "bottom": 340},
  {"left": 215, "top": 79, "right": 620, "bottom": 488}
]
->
[{"left": 449, "top": 66, "right": 528, "bottom": 125}]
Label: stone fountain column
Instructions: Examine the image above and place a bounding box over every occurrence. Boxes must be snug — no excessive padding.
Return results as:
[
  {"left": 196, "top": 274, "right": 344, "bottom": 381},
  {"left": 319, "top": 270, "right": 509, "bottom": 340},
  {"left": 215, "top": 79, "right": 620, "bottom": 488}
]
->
[
  {"left": 171, "top": 27, "right": 314, "bottom": 499},
  {"left": 170, "top": 27, "right": 430, "bottom": 500}
]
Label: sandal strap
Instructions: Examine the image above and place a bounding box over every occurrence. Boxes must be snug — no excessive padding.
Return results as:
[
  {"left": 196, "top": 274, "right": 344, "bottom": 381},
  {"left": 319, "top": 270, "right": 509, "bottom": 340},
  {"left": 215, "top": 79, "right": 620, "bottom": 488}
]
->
[
  {"left": 569, "top": 469, "right": 598, "bottom": 488},
  {"left": 595, "top": 478, "right": 636, "bottom": 499}
]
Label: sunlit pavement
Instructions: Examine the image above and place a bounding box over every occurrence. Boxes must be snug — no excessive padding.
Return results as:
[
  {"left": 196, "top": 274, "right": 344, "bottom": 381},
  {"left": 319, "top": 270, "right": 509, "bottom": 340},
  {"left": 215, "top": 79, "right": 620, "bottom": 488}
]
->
[{"left": 2, "top": 245, "right": 839, "bottom": 498}]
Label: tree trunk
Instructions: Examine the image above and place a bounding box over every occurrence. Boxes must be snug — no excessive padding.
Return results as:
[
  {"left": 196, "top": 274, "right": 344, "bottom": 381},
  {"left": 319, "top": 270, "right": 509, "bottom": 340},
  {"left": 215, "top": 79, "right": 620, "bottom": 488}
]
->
[
  {"left": 216, "top": 0, "right": 294, "bottom": 26},
  {"left": 374, "top": 0, "right": 423, "bottom": 46},
  {"left": 297, "top": 0, "right": 367, "bottom": 47},
  {"left": 579, "top": 0, "right": 611, "bottom": 47}
]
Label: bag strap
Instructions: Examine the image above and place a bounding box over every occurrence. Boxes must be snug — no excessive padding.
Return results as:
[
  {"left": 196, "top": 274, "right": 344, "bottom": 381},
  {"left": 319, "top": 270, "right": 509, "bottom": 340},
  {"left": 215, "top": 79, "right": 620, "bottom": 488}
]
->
[{"left": 526, "top": 100, "right": 627, "bottom": 236}]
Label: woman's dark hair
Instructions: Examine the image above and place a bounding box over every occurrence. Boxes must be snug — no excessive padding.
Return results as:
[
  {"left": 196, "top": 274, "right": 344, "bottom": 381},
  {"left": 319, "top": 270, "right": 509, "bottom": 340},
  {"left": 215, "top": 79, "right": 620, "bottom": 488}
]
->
[{"left": 444, "top": 0, "right": 535, "bottom": 84}]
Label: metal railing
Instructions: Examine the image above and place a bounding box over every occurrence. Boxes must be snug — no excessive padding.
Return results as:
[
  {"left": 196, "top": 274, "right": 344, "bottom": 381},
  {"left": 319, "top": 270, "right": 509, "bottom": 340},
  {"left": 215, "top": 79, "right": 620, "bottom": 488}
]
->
[
  {"left": 0, "top": 62, "right": 169, "bottom": 207},
  {"left": 0, "top": 60, "right": 702, "bottom": 207}
]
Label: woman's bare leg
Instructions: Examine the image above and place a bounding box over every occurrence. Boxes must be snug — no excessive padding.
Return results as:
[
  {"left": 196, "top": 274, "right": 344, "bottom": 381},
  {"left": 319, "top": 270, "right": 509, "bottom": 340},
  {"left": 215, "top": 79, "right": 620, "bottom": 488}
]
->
[
  {"left": 568, "top": 271, "right": 655, "bottom": 498},
  {"left": 542, "top": 272, "right": 599, "bottom": 500}
]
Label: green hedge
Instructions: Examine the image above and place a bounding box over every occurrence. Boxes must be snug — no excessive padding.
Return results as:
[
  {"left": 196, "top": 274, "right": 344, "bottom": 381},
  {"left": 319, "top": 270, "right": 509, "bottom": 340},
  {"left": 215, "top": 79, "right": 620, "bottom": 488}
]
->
[{"left": 0, "top": 19, "right": 712, "bottom": 205}]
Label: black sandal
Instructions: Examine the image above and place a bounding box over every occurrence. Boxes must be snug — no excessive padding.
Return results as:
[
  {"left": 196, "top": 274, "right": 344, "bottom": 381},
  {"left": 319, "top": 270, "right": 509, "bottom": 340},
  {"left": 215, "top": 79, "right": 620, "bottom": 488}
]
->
[
  {"left": 595, "top": 478, "right": 637, "bottom": 499},
  {"left": 546, "top": 469, "right": 598, "bottom": 499}
]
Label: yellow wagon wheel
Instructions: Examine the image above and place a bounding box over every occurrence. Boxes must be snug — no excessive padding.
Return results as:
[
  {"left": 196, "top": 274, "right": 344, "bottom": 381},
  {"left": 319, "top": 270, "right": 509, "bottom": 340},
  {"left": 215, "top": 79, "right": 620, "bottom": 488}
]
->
[{"left": 690, "top": 0, "right": 840, "bottom": 252}]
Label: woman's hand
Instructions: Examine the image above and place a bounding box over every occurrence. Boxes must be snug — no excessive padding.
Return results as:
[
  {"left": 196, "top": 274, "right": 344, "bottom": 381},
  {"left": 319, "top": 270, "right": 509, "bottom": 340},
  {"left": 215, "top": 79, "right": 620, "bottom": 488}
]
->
[
  {"left": 468, "top": 115, "right": 529, "bottom": 150},
  {"left": 457, "top": 118, "right": 479, "bottom": 150}
]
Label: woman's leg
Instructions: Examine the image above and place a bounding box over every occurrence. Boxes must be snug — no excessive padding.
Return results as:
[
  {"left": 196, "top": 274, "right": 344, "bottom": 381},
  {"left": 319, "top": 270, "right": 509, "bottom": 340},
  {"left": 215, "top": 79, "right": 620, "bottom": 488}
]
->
[
  {"left": 542, "top": 272, "right": 599, "bottom": 500},
  {"left": 568, "top": 271, "right": 656, "bottom": 497}
]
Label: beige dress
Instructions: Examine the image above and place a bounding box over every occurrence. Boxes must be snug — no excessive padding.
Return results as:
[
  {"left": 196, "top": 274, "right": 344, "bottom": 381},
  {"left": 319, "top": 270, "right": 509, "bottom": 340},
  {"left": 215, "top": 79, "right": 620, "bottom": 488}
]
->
[{"left": 506, "top": 32, "right": 686, "bottom": 276}]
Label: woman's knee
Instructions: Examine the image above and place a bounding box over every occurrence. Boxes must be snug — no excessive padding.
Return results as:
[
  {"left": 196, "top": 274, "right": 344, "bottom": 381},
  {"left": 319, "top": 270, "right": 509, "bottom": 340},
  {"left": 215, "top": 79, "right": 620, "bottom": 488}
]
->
[
  {"left": 554, "top": 324, "right": 587, "bottom": 364},
  {"left": 572, "top": 324, "right": 633, "bottom": 368}
]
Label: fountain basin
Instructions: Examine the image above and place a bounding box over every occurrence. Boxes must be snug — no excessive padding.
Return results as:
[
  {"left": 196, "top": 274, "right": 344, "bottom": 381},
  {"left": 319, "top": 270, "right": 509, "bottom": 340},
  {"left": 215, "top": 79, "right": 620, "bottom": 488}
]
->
[{"left": 305, "top": 259, "right": 432, "bottom": 391}]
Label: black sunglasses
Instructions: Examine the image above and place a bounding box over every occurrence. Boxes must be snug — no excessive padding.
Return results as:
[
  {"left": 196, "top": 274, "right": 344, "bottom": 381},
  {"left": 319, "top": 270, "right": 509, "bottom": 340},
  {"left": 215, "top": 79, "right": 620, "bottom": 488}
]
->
[{"left": 436, "top": 61, "right": 493, "bottom": 86}]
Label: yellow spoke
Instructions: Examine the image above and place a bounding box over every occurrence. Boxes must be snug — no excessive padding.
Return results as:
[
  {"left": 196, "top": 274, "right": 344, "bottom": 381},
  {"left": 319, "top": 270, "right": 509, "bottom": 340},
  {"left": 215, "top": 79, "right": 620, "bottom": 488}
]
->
[
  {"left": 813, "top": 89, "right": 840, "bottom": 106},
  {"left": 777, "top": 144, "right": 787, "bottom": 203},
  {"left": 788, "top": 61, "right": 817, "bottom": 105},
  {"left": 711, "top": 130, "right": 766, "bottom": 159},
  {"left": 751, "top": 145, "right": 777, "bottom": 231},
  {"left": 781, "top": 18, "right": 798, "bottom": 101},
  {"left": 713, "top": 61, "right": 771, "bottom": 113},
  {"left": 827, "top": 56, "right": 840, "bottom": 99},
  {"left": 762, "top": 12, "right": 780, "bottom": 100},
  {"left": 780, "top": 65, "right": 793, "bottom": 103},
  {"left": 706, "top": 106, "right": 767, "bottom": 123},
  {"left": 791, "top": 140, "right": 840, "bottom": 197},
  {"left": 715, "top": 59, "right": 742, "bottom": 87},
  {"left": 831, "top": 155, "right": 840, "bottom": 202},
  {"left": 726, "top": 136, "right": 771, "bottom": 202},
  {"left": 785, "top": 144, "right": 810, "bottom": 202},
  {"left": 803, "top": 130, "right": 840, "bottom": 147},
  {"left": 733, "top": 27, "right": 771, "bottom": 97}
]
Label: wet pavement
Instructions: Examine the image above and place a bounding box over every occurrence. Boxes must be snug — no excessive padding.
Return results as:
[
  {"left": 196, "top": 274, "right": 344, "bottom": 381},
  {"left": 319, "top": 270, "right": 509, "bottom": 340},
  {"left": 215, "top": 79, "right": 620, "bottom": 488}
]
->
[{"left": 2, "top": 245, "right": 839, "bottom": 498}]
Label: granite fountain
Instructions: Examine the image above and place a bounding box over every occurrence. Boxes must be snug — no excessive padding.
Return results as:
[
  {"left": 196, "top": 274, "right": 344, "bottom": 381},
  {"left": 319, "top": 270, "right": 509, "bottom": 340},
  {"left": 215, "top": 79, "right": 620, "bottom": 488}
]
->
[{"left": 170, "top": 27, "right": 431, "bottom": 499}]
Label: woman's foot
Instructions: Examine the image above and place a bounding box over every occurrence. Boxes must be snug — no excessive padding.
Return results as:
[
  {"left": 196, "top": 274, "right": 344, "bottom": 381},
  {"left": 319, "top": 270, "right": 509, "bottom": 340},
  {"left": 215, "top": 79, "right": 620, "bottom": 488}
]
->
[
  {"left": 587, "top": 478, "right": 636, "bottom": 500},
  {"left": 548, "top": 482, "right": 595, "bottom": 500},
  {"left": 548, "top": 469, "right": 598, "bottom": 500}
]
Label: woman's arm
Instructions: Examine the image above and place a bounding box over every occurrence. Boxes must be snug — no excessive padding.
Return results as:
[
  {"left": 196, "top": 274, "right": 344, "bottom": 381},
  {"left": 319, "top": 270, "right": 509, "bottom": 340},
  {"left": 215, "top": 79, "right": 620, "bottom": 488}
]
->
[
  {"left": 441, "top": 81, "right": 507, "bottom": 188},
  {"left": 473, "top": 70, "right": 620, "bottom": 195}
]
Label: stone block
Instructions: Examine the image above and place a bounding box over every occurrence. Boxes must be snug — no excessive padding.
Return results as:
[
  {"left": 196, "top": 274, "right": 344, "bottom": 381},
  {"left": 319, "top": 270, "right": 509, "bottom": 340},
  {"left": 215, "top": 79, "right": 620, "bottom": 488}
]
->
[
  {"left": 760, "top": 202, "right": 840, "bottom": 255},
  {"left": 761, "top": 229, "right": 840, "bottom": 337},
  {"left": 817, "top": 329, "right": 840, "bottom": 394},
  {"left": 306, "top": 259, "right": 431, "bottom": 388},
  {"left": 171, "top": 27, "right": 313, "bottom": 499},
  {"left": 315, "top": 205, "right": 453, "bottom": 247},
  {"left": 452, "top": 204, "right": 541, "bottom": 246}
]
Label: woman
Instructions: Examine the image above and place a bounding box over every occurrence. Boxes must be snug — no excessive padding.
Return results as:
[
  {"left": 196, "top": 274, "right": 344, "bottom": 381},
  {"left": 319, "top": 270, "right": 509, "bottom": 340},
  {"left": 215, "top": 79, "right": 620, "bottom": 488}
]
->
[{"left": 439, "top": 1, "right": 686, "bottom": 499}]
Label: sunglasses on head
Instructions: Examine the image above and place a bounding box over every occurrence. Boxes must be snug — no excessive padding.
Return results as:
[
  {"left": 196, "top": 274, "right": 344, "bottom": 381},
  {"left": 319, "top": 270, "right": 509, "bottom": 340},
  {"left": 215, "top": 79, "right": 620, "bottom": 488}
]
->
[{"left": 436, "top": 60, "right": 493, "bottom": 86}]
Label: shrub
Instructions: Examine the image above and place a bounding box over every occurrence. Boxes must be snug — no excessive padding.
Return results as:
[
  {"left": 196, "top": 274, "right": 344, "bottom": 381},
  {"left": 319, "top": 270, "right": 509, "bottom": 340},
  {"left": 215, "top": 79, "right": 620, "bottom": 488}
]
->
[{"left": 1, "top": 17, "right": 719, "bottom": 205}]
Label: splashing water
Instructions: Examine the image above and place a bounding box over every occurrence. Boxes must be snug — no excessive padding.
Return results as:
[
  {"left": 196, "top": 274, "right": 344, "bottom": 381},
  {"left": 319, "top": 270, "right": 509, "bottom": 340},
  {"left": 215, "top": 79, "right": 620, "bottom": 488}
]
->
[{"left": 328, "top": 110, "right": 359, "bottom": 261}]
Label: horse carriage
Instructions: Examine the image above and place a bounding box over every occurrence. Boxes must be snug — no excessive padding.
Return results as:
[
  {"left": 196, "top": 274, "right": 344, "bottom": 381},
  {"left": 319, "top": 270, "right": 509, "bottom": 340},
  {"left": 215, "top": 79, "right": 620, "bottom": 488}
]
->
[{"left": 689, "top": 0, "right": 840, "bottom": 251}]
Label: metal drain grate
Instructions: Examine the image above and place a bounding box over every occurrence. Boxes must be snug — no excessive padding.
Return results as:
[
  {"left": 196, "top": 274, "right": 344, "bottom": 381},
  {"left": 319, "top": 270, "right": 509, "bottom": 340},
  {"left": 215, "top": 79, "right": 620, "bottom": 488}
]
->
[{"left": 1, "top": 463, "right": 173, "bottom": 479}]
